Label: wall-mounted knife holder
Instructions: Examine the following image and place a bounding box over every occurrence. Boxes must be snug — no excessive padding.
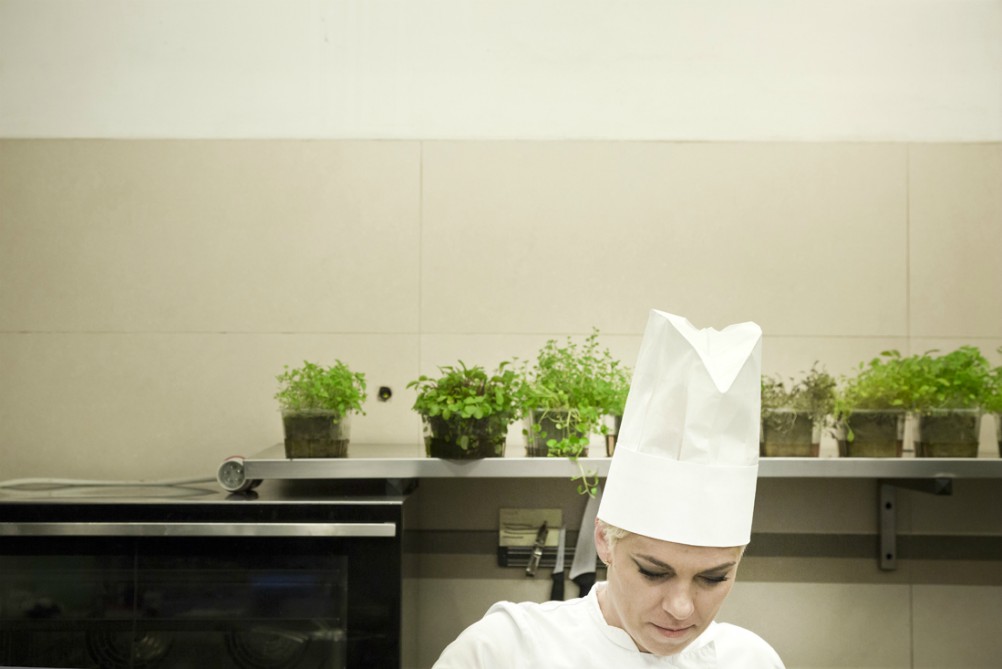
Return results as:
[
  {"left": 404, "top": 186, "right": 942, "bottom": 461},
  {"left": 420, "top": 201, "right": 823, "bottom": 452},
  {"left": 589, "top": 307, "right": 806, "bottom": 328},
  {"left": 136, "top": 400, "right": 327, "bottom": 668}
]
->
[
  {"left": 499, "top": 543, "right": 586, "bottom": 569},
  {"left": 497, "top": 508, "right": 605, "bottom": 570}
]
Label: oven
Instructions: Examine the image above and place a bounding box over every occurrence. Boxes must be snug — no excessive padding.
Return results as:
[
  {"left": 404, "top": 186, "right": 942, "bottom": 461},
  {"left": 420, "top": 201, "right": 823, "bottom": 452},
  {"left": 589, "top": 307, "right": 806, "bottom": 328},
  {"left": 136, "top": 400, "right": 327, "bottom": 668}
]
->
[{"left": 0, "top": 480, "right": 404, "bottom": 669}]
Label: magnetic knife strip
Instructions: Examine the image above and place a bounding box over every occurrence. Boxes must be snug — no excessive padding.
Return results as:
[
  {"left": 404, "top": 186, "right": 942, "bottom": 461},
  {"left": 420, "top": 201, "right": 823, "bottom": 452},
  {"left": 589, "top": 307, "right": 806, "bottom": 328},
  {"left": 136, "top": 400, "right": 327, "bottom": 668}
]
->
[{"left": 498, "top": 545, "right": 603, "bottom": 569}]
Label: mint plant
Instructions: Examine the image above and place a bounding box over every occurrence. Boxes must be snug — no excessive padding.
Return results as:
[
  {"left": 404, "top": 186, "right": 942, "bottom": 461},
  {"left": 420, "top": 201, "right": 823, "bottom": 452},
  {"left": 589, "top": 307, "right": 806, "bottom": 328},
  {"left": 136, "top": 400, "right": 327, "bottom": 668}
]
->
[
  {"left": 275, "top": 360, "right": 367, "bottom": 417},
  {"left": 520, "top": 329, "right": 630, "bottom": 454},
  {"left": 519, "top": 329, "right": 630, "bottom": 496},
  {"left": 408, "top": 361, "right": 521, "bottom": 456},
  {"left": 984, "top": 347, "right": 1002, "bottom": 414},
  {"left": 834, "top": 350, "right": 912, "bottom": 418},
  {"left": 905, "top": 346, "right": 993, "bottom": 414}
]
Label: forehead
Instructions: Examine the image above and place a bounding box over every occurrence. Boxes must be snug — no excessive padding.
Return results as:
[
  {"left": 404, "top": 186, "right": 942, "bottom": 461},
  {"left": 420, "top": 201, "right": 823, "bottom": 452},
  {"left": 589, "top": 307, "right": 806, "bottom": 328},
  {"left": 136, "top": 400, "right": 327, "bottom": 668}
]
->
[{"left": 621, "top": 533, "right": 744, "bottom": 569}]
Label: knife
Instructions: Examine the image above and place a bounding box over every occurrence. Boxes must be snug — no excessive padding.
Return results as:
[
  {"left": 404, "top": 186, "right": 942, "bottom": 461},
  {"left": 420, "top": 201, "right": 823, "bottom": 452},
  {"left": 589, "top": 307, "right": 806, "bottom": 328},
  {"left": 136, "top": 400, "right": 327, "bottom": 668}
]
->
[
  {"left": 569, "top": 484, "right": 601, "bottom": 596},
  {"left": 525, "top": 521, "right": 548, "bottom": 577},
  {"left": 550, "top": 525, "right": 566, "bottom": 600}
]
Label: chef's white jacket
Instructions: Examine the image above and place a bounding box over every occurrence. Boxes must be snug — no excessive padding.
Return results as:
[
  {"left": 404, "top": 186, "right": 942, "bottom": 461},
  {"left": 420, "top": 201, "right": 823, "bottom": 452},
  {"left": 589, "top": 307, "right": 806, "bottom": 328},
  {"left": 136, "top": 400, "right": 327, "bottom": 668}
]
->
[{"left": 433, "top": 583, "right": 785, "bottom": 668}]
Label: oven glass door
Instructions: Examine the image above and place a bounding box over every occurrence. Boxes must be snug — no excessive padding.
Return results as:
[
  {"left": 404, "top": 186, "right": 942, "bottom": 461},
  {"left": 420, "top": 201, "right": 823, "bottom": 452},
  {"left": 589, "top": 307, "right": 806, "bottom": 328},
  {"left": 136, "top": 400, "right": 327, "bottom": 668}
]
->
[{"left": 0, "top": 532, "right": 394, "bottom": 669}]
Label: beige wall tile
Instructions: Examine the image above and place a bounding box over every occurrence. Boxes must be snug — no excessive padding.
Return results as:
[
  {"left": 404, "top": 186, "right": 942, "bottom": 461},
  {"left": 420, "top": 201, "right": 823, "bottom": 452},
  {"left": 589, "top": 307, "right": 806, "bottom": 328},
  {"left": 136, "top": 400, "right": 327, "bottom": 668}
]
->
[
  {"left": 721, "top": 582, "right": 912, "bottom": 669},
  {"left": 412, "top": 478, "right": 595, "bottom": 532},
  {"left": 418, "top": 332, "right": 642, "bottom": 374},
  {"left": 738, "top": 557, "right": 915, "bottom": 586},
  {"left": 0, "top": 332, "right": 420, "bottom": 480},
  {"left": 908, "top": 145, "right": 1002, "bottom": 338},
  {"left": 904, "top": 479, "right": 1002, "bottom": 535},
  {"left": 421, "top": 141, "right": 909, "bottom": 337},
  {"left": 410, "top": 577, "right": 553, "bottom": 669},
  {"left": 910, "top": 338, "right": 1002, "bottom": 364},
  {"left": 761, "top": 336, "right": 911, "bottom": 380},
  {"left": 908, "top": 561, "right": 1002, "bottom": 587},
  {"left": 913, "top": 585, "right": 1002, "bottom": 668},
  {"left": 753, "top": 478, "right": 881, "bottom": 534},
  {"left": 0, "top": 140, "right": 422, "bottom": 333}
]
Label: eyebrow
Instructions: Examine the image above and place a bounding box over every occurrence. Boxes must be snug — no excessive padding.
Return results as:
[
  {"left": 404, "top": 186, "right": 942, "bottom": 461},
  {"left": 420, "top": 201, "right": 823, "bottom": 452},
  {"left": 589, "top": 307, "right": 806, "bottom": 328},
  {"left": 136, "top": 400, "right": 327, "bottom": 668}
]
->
[{"left": 634, "top": 554, "right": 737, "bottom": 574}]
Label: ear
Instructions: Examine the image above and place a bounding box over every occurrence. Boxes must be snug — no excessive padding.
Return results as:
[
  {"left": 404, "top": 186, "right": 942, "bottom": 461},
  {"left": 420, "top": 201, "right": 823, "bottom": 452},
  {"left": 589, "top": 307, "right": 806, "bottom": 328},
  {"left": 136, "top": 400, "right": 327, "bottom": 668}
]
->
[{"left": 594, "top": 517, "right": 612, "bottom": 564}]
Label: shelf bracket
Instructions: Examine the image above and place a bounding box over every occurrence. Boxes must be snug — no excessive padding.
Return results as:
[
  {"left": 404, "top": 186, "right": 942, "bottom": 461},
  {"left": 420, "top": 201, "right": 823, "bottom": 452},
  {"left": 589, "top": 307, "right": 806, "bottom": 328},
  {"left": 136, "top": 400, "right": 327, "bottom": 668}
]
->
[{"left": 879, "top": 477, "right": 953, "bottom": 571}]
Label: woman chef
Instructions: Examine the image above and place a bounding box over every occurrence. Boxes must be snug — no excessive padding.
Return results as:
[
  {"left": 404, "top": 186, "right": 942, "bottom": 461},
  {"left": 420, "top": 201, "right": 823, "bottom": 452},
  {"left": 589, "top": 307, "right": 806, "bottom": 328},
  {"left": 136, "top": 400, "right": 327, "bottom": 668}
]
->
[{"left": 433, "top": 310, "right": 786, "bottom": 668}]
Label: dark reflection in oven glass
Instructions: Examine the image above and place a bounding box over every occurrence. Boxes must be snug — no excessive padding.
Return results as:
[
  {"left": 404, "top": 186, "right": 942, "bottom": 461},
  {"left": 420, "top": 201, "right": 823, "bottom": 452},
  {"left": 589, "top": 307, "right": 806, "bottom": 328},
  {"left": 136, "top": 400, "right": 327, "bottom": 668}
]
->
[{"left": 0, "top": 538, "right": 350, "bottom": 668}]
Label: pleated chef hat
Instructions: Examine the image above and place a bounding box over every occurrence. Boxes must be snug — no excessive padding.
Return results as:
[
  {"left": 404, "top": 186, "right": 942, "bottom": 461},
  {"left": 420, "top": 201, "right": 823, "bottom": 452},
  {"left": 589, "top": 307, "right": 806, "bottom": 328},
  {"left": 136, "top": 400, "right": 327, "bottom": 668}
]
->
[{"left": 598, "top": 310, "right": 763, "bottom": 547}]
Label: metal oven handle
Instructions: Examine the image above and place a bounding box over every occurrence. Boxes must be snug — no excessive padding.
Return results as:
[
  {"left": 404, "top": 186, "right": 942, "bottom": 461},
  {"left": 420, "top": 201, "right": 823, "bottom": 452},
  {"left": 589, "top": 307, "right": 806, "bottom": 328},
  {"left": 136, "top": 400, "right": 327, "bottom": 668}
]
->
[{"left": 0, "top": 522, "right": 397, "bottom": 538}]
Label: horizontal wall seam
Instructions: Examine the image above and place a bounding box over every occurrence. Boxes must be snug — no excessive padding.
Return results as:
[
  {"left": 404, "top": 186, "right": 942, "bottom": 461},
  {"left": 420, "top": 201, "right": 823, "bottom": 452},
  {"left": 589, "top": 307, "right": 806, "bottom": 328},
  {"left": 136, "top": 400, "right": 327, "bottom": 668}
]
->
[{"left": 404, "top": 530, "right": 1002, "bottom": 562}]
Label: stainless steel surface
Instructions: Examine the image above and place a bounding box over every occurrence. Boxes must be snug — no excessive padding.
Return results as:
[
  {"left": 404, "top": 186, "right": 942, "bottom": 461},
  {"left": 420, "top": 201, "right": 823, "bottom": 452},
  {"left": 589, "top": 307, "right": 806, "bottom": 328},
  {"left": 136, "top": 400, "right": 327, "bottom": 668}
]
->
[
  {"left": 570, "top": 486, "right": 601, "bottom": 581},
  {"left": 553, "top": 526, "right": 566, "bottom": 574},
  {"left": 241, "top": 443, "right": 1002, "bottom": 481},
  {"left": 0, "top": 477, "right": 408, "bottom": 505},
  {"left": 0, "top": 521, "right": 397, "bottom": 537}
]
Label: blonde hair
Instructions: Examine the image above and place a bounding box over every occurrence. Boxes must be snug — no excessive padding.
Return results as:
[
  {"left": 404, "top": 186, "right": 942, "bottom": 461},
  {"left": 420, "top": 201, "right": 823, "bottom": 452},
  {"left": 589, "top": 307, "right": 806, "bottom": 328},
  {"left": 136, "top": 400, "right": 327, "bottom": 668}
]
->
[
  {"left": 597, "top": 518, "right": 631, "bottom": 550},
  {"left": 598, "top": 519, "right": 749, "bottom": 556}
]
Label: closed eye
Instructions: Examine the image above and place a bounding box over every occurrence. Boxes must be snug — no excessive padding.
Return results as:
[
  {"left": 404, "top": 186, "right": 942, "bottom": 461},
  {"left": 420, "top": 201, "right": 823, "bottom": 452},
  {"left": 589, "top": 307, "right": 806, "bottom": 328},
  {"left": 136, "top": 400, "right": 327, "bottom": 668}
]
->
[{"left": 638, "top": 565, "right": 670, "bottom": 581}]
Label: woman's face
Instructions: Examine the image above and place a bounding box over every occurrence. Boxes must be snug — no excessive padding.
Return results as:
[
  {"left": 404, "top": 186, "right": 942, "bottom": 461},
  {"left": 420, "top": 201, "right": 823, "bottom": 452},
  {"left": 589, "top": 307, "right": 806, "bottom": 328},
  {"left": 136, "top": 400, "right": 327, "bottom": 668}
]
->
[{"left": 594, "top": 523, "right": 744, "bottom": 656}]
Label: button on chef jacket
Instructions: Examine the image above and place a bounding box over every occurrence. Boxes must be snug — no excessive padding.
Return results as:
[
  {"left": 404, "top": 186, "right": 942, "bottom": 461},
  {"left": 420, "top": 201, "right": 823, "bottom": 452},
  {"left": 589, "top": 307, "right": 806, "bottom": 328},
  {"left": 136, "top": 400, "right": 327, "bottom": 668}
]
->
[{"left": 432, "top": 582, "right": 785, "bottom": 668}]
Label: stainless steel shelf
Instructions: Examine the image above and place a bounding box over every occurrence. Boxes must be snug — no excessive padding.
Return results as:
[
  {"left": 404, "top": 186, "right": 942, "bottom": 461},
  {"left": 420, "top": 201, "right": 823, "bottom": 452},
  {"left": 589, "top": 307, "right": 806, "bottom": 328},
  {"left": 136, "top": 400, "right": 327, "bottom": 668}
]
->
[{"left": 240, "top": 443, "right": 1002, "bottom": 482}]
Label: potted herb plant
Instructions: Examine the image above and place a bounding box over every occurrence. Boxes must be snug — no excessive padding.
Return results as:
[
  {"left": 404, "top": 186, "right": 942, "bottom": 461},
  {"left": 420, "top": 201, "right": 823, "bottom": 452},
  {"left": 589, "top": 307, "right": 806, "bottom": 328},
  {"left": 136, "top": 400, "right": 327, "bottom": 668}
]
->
[
  {"left": 985, "top": 349, "right": 1002, "bottom": 458},
  {"left": 408, "top": 361, "right": 521, "bottom": 459},
  {"left": 908, "top": 346, "right": 992, "bottom": 458},
  {"left": 760, "top": 363, "right": 836, "bottom": 457},
  {"left": 275, "top": 360, "right": 367, "bottom": 458},
  {"left": 519, "top": 329, "right": 631, "bottom": 459},
  {"left": 834, "top": 351, "right": 910, "bottom": 458}
]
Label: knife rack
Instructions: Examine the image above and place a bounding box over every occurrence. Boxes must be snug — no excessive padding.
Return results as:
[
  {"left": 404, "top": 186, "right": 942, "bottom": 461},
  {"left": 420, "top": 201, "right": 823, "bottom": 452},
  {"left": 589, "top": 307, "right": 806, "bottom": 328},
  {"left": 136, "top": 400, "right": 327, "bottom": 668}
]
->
[{"left": 497, "top": 543, "right": 604, "bottom": 570}]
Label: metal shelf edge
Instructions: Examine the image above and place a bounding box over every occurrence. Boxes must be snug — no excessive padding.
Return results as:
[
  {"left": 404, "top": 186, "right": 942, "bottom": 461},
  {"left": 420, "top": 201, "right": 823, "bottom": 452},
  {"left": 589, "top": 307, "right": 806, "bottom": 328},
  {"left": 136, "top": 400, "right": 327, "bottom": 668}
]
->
[{"left": 241, "top": 446, "right": 1002, "bottom": 481}]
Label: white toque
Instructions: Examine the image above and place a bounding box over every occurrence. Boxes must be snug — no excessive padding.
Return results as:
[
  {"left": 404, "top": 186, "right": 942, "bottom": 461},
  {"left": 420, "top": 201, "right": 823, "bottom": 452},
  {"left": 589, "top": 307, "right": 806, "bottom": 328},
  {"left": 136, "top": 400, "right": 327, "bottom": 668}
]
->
[{"left": 598, "top": 310, "right": 763, "bottom": 547}]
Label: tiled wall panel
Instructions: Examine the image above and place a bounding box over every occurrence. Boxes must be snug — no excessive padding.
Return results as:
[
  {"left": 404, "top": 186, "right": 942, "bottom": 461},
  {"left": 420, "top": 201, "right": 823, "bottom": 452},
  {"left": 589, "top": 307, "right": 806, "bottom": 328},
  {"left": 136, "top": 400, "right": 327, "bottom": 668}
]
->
[{"left": 420, "top": 142, "right": 909, "bottom": 339}]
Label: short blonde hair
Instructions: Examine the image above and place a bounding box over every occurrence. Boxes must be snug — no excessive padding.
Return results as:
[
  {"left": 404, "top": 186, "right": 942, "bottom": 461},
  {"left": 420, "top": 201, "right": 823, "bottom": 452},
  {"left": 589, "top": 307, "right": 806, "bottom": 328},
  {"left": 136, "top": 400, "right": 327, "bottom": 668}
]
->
[
  {"left": 597, "top": 518, "right": 631, "bottom": 550},
  {"left": 597, "top": 519, "right": 749, "bottom": 555}
]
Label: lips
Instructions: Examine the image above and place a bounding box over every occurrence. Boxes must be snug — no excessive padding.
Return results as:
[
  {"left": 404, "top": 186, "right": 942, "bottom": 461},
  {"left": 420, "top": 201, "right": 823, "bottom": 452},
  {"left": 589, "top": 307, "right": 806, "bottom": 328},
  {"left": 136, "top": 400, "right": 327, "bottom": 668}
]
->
[{"left": 652, "top": 623, "right": 694, "bottom": 639}]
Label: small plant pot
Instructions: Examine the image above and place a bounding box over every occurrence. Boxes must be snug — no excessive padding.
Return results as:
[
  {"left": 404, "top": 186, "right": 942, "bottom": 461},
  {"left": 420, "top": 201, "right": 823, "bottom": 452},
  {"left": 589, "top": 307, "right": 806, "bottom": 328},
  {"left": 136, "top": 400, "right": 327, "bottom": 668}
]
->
[
  {"left": 995, "top": 413, "right": 1002, "bottom": 458},
  {"left": 836, "top": 410, "right": 904, "bottom": 458},
  {"left": 282, "top": 412, "right": 351, "bottom": 458},
  {"left": 423, "top": 415, "right": 508, "bottom": 459},
  {"left": 915, "top": 410, "right": 981, "bottom": 458},
  {"left": 524, "top": 409, "right": 588, "bottom": 457},
  {"left": 605, "top": 414, "right": 623, "bottom": 457},
  {"left": 761, "top": 410, "right": 820, "bottom": 457}
]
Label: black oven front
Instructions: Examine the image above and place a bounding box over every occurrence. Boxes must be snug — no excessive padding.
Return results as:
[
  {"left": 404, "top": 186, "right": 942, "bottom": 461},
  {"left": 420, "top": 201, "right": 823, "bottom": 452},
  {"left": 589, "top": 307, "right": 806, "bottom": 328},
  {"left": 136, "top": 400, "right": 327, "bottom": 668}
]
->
[{"left": 0, "top": 482, "right": 404, "bottom": 669}]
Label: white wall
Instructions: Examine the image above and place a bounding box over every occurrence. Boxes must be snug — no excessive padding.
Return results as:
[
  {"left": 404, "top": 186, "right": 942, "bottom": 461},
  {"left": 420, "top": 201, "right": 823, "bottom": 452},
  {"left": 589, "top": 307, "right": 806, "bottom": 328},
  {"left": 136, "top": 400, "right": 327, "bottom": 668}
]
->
[{"left": 1, "top": 0, "right": 1000, "bottom": 141}]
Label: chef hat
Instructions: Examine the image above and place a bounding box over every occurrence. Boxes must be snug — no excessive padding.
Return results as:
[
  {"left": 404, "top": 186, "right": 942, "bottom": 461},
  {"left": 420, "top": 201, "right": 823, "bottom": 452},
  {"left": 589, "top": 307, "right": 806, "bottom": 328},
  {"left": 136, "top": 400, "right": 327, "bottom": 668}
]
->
[{"left": 598, "top": 309, "right": 762, "bottom": 547}]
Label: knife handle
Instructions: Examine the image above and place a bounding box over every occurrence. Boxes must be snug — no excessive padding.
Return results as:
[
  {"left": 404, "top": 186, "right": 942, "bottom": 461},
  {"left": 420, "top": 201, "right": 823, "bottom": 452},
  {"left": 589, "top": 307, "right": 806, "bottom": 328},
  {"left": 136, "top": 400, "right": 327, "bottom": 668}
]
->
[
  {"left": 573, "top": 573, "right": 596, "bottom": 597},
  {"left": 526, "top": 545, "right": 543, "bottom": 576},
  {"left": 550, "top": 572, "right": 565, "bottom": 600}
]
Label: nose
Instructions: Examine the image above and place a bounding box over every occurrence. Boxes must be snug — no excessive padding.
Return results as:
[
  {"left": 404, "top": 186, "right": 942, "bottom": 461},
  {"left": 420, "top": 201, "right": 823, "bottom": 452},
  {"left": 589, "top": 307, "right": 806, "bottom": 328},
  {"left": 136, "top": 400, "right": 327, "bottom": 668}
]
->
[{"left": 661, "top": 583, "right": 695, "bottom": 620}]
